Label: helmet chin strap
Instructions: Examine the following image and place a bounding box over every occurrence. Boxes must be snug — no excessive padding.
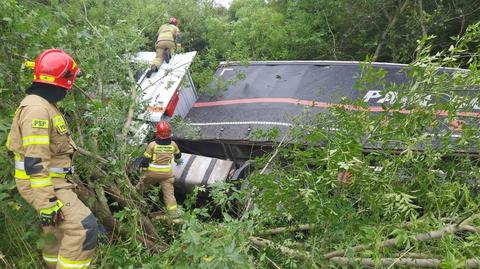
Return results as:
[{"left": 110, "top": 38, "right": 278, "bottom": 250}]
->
[{"left": 26, "top": 83, "right": 67, "bottom": 103}]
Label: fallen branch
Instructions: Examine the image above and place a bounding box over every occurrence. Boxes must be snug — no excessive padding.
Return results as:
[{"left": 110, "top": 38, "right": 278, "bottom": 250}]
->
[
  {"left": 387, "top": 246, "right": 413, "bottom": 269},
  {"left": 77, "top": 147, "right": 109, "bottom": 164},
  {"left": 0, "top": 251, "right": 12, "bottom": 268},
  {"left": 72, "top": 177, "right": 168, "bottom": 251},
  {"left": 250, "top": 245, "right": 282, "bottom": 269},
  {"left": 73, "top": 178, "right": 120, "bottom": 236},
  {"left": 330, "top": 257, "right": 480, "bottom": 268},
  {"left": 330, "top": 257, "right": 439, "bottom": 268},
  {"left": 248, "top": 236, "right": 312, "bottom": 261},
  {"left": 324, "top": 219, "right": 479, "bottom": 259},
  {"left": 393, "top": 252, "right": 438, "bottom": 259},
  {"left": 258, "top": 224, "right": 313, "bottom": 236},
  {"left": 105, "top": 184, "right": 161, "bottom": 241},
  {"left": 73, "top": 84, "right": 95, "bottom": 102},
  {"left": 121, "top": 68, "right": 138, "bottom": 142},
  {"left": 105, "top": 184, "right": 141, "bottom": 208},
  {"left": 71, "top": 109, "right": 85, "bottom": 148}
]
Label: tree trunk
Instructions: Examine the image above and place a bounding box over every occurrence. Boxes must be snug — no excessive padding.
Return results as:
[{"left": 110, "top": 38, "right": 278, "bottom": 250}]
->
[{"left": 373, "top": 0, "right": 410, "bottom": 61}]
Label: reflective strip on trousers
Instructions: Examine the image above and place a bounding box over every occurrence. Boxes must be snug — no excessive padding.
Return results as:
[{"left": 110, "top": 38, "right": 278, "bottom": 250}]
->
[
  {"left": 14, "top": 169, "right": 30, "bottom": 180},
  {"left": 58, "top": 256, "right": 92, "bottom": 269},
  {"left": 49, "top": 167, "right": 72, "bottom": 174},
  {"left": 167, "top": 204, "right": 177, "bottom": 211},
  {"left": 50, "top": 167, "right": 74, "bottom": 178},
  {"left": 22, "top": 135, "right": 49, "bottom": 146},
  {"left": 43, "top": 253, "right": 58, "bottom": 264},
  {"left": 15, "top": 161, "right": 72, "bottom": 179},
  {"left": 50, "top": 172, "right": 68, "bottom": 179},
  {"left": 15, "top": 161, "right": 24, "bottom": 170},
  {"left": 15, "top": 169, "right": 66, "bottom": 180},
  {"left": 147, "top": 163, "right": 172, "bottom": 172},
  {"left": 30, "top": 177, "right": 53, "bottom": 188}
]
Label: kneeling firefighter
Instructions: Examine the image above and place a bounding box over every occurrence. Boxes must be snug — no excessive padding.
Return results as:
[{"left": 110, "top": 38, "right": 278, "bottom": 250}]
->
[
  {"left": 146, "top": 17, "right": 181, "bottom": 78},
  {"left": 6, "top": 49, "right": 98, "bottom": 269},
  {"left": 136, "top": 121, "right": 182, "bottom": 220}
]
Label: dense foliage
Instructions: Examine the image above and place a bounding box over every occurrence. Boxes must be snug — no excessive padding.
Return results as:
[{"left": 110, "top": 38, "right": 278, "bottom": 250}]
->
[{"left": 1, "top": 0, "right": 480, "bottom": 268}]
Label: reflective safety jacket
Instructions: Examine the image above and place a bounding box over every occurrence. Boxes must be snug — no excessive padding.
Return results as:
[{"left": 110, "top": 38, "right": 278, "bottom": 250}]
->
[
  {"left": 143, "top": 140, "right": 180, "bottom": 174},
  {"left": 7, "top": 94, "right": 76, "bottom": 210},
  {"left": 156, "top": 23, "right": 180, "bottom": 43}
]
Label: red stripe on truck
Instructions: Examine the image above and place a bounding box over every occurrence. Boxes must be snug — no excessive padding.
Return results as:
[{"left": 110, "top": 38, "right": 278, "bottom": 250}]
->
[{"left": 193, "top": 98, "right": 480, "bottom": 118}]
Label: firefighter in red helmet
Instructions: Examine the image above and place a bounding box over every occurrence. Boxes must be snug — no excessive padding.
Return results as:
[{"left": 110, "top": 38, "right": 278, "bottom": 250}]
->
[
  {"left": 6, "top": 49, "right": 98, "bottom": 269},
  {"left": 136, "top": 121, "right": 182, "bottom": 221},
  {"left": 146, "top": 17, "right": 181, "bottom": 78}
]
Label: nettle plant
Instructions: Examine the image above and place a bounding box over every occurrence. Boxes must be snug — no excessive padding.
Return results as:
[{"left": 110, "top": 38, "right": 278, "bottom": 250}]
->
[{"left": 247, "top": 23, "right": 480, "bottom": 267}]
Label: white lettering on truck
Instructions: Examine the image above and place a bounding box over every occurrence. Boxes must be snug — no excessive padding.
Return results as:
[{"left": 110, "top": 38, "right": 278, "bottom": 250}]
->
[{"left": 362, "top": 90, "right": 479, "bottom": 110}]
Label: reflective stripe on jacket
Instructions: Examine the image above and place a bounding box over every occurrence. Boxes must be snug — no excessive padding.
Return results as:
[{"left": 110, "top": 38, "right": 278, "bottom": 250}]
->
[
  {"left": 156, "top": 24, "right": 179, "bottom": 43},
  {"left": 6, "top": 94, "right": 77, "bottom": 209},
  {"left": 144, "top": 141, "right": 180, "bottom": 173}
]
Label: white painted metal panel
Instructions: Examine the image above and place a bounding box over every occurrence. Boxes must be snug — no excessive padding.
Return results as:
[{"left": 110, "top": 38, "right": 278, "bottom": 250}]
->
[
  {"left": 134, "top": 51, "right": 197, "bottom": 122},
  {"left": 172, "top": 71, "right": 197, "bottom": 118}
]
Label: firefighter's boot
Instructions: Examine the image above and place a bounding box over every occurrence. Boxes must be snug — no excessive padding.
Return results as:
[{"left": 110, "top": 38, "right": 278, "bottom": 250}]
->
[{"left": 145, "top": 66, "right": 158, "bottom": 78}]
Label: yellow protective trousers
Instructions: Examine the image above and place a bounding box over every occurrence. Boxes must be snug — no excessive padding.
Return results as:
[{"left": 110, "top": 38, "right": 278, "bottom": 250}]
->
[
  {"left": 152, "top": 40, "right": 175, "bottom": 68},
  {"left": 16, "top": 179, "right": 98, "bottom": 269},
  {"left": 137, "top": 171, "right": 178, "bottom": 215}
]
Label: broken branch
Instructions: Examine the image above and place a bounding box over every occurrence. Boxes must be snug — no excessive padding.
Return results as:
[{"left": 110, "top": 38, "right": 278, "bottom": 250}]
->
[
  {"left": 73, "top": 84, "right": 95, "bottom": 101},
  {"left": 324, "top": 221, "right": 479, "bottom": 259},
  {"left": 330, "top": 257, "right": 439, "bottom": 268},
  {"left": 330, "top": 257, "right": 480, "bottom": 268},
  {"left": 248, "top": 236, "right": 313, "bottom": 261},
  {"left": 121, "top": 68, "right": 138, "bottom": 141},
  {"left": 77, "top": 147, "right": 109, "bottom": 164},
  {"left": 258, "top": 224, "right": 313, "bottom": 236}
]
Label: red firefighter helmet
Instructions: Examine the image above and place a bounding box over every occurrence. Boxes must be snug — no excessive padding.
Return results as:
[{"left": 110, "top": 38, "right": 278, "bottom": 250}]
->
[
  {"left": 169, "top": 17, "right": 178, "bottom": 26},
  {"left": 32, "top": 49, "right": 81, "bottom": 91},
  {"left": 156, "top": 121, "right": 172, "bottom": 139}
]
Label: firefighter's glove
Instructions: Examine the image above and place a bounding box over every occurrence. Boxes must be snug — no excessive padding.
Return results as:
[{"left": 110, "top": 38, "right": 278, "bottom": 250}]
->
[
  {"left": 39, "top": 200, "right": 65, "bottom": 226},
  {"left": 132, "top": 157, "right": 149, "bottom": 170}
]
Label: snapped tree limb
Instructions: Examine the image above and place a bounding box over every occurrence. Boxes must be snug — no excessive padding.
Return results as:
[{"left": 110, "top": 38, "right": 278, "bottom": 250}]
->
[
  {"left": 121, "top": 68, "right": 138, "bottom": 141},
  {"left": 324, "top": 215, "right": 480, "bottom": 259},
  {"left": 77, "top": 147, "right": 109, "bottom": 165},
  {"left": 248, "top": 236, "right": 313, "bottom": 261},
  {"left": 258, "top": 224, "right": 313, "bottom": 236},
  {"left": 330, "top": 257, "right": 480, "bottom": 268}
]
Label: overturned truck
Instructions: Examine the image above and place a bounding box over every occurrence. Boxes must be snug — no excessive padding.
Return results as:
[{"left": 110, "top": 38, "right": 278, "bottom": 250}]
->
[{"left": 131, "top": 53, "right": 480, "bottom": 194}]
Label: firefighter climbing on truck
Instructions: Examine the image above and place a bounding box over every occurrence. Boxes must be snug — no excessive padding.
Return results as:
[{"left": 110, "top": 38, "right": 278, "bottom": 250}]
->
[
  {"left": 135, "top": 121, "right": 183, "bottom": 223},
  {"left": 146, "top": 17, "right": 181, "bottom": 78},
  {"left": 6, "top": 49, "right": 98, "bottom": 269}
]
